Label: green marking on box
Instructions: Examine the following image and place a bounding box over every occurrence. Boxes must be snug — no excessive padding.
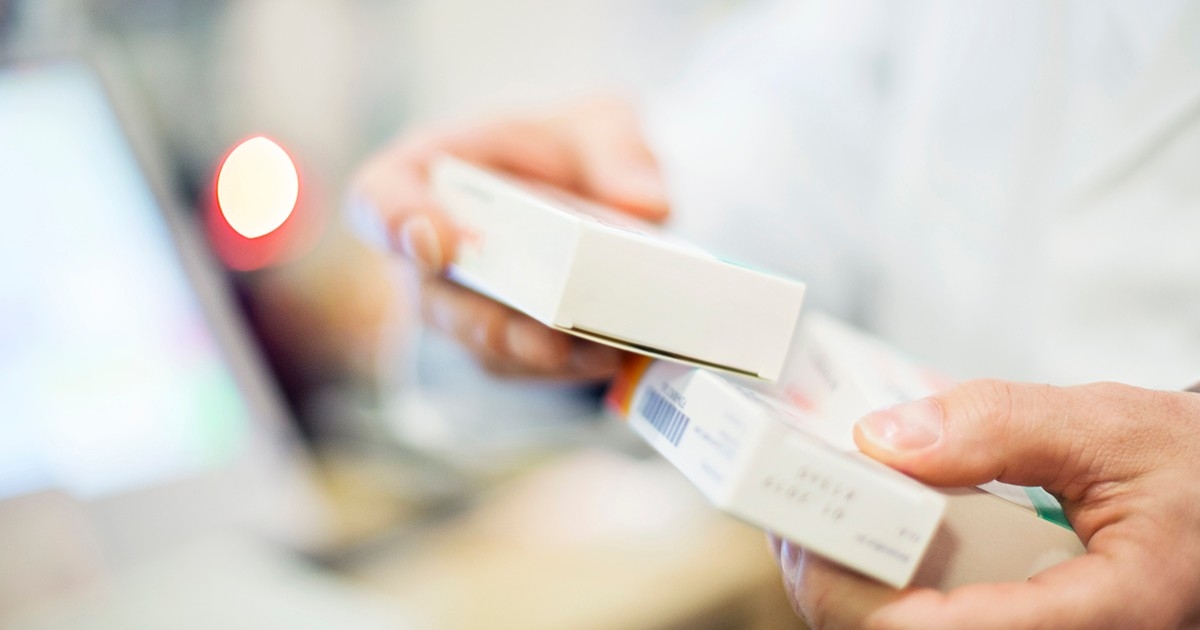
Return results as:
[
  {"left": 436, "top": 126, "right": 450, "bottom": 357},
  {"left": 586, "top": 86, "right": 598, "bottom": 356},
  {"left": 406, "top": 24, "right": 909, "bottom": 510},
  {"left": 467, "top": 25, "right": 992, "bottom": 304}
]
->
[{"left": 1024, "top": 487, "right": 1072, "bottom": 530}]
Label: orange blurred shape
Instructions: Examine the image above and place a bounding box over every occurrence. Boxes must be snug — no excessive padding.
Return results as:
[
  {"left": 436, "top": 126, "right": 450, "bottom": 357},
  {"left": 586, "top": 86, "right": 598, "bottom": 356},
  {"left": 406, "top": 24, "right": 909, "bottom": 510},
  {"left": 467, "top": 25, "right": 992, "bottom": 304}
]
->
[{"left": 207, "top": 136, "right": 323, "bottom": 271}]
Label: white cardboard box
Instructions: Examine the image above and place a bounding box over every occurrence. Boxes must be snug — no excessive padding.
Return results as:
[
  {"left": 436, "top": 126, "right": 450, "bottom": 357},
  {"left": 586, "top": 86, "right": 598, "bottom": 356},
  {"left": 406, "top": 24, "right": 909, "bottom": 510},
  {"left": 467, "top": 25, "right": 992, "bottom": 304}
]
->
[
  {"left": 431, "top": 156, "right": 806, "bottom": 381},
  {"left": 607, "top": 313, "right": 1085, "bottom": 589},
  {"left": 608, "top": 357, "right": 947, "bottom": 588}
]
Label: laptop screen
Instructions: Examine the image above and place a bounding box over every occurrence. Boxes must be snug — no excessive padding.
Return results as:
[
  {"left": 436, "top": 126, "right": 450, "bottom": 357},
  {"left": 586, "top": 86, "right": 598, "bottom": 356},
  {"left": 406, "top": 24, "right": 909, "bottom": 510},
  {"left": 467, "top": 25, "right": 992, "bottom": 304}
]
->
[{"left": 0, "top": 62, "right": 254, "bottom": 500}]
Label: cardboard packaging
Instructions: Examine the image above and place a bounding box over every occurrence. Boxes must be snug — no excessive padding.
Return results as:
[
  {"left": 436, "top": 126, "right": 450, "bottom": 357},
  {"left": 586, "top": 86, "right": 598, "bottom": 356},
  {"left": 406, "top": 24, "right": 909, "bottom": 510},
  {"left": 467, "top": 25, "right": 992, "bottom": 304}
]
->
[
  {"left": 607, "top": 313, "right": 1086, "bottom": 589},
  {"left": 431, "top": 156, "right": 806, "bottom": 381},
  {"left": 607, "top": 356, "right": 947, "bottom": 588}
]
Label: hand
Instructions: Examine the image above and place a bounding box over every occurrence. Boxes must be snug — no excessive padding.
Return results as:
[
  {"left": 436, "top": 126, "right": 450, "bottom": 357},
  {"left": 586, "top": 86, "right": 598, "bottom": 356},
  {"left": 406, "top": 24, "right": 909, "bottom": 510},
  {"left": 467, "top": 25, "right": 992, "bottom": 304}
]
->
[
  {"left": 773, "top": 379, "right": 1200, "bottom": 629},
  {"left": 351, "top": 97, "right": 669, "bottom": 380}
]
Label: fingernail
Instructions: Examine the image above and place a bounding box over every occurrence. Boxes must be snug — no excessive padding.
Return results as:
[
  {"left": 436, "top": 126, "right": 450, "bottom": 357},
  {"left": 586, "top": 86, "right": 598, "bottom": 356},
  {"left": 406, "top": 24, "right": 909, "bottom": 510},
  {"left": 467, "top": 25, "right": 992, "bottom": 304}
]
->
[
  {"left": 399, "top": 215, "right": 444, "bottom": 268},
  {"left": 779, "top": 539, "right": 803, "bottom": 581},
  {"left": 608, "top": 169, "right": 668, "bottom": 212},
  {"left": 766, "top": 533, "right": 784, "bottom": 566},
  {"left": 856, "top": 398, "right": 944, "bottom": 452}
]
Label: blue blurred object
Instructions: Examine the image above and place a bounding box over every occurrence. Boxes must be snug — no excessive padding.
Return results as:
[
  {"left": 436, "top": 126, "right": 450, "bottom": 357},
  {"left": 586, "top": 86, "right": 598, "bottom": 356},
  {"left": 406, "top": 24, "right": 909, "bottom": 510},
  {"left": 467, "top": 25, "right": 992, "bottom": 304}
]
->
[{"left": 0, "top": 61, "right": 255, "bottom": 499}]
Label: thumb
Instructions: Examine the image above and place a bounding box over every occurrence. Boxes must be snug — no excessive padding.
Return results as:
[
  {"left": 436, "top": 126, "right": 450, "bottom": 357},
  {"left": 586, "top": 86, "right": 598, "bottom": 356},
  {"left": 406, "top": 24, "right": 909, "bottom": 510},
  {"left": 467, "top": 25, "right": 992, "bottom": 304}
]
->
[
  {"left": 578, "top": 154, "right": 669, "bottom": 222},
  {"left": 852, "top": 379, "right": 1137, "bottom": 491},
  {"left": 571, "top": 122, "right": 670, "bottom": 222}
]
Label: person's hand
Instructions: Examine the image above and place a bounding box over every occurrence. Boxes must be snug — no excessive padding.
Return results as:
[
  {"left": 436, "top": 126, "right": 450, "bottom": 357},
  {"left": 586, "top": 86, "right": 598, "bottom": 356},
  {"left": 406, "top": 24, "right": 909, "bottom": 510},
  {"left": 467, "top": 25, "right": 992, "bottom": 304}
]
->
[
  {"left": 772, "top": 379, "right": 1200, "bottom": 629},
  {"left": 352, "top": 97, "right": 669, "bottom": 380}
]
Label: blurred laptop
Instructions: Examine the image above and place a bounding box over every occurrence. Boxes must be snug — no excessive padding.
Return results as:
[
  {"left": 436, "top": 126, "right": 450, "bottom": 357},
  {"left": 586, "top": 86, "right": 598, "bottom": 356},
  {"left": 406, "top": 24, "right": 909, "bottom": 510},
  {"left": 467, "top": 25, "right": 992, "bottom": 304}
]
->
[{"left": 0, "top": 59, "right": 409, "bottom": 628}]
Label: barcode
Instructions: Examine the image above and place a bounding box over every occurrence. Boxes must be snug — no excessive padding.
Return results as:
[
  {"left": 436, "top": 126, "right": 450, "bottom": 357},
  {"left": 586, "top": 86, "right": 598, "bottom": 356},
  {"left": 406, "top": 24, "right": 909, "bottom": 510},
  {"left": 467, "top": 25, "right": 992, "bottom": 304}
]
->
[{"left": 638, "top": 389, "right": 691, "bottom": 446}]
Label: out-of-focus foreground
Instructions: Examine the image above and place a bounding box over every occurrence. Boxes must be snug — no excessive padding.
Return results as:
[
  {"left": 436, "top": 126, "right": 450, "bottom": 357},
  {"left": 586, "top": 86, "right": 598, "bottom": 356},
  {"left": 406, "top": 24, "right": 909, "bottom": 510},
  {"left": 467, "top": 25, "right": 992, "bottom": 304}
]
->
[{"left": 0, "top": 2, "right": 804, "bottom": 629}]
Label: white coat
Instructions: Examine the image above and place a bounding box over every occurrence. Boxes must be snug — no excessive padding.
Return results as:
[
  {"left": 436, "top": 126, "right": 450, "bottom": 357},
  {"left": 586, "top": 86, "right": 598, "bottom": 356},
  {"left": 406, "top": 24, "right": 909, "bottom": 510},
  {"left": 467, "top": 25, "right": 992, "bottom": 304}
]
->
[{"left": 645, "top": 0, "right": 1200, "bottom": 389}]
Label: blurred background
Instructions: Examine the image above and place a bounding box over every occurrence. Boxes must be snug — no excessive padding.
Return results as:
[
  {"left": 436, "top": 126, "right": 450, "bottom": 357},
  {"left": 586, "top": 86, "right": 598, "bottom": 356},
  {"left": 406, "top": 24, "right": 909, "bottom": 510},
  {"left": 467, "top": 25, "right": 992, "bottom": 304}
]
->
[
  {"left": 0, "top": 1, "right": 804, "bottom": 628},
  {"left": 3, "top": 0, "right": 729, "bottom": 434}
]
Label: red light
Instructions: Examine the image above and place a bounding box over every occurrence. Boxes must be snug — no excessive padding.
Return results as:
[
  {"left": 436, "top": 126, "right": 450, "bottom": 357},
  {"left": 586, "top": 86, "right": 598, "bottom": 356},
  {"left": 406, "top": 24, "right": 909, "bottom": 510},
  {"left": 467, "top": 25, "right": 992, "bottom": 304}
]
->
[
  {"left": 217, "top": 136, "right": 298, "bottom": 239},
  {"left": 206, "top": 136, "right": 324, "bottom": 271}
]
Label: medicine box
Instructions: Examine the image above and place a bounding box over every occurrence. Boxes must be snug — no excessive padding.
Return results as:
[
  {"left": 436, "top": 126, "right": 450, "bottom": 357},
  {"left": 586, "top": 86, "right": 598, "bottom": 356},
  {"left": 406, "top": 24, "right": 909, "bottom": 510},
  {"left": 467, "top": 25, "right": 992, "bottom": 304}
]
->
[
  {"left": 431, "top": 156, "right": 806, "bottom": 381},
  {"left": 607, "top": 313, "right": 1085, "bottom": 589}
]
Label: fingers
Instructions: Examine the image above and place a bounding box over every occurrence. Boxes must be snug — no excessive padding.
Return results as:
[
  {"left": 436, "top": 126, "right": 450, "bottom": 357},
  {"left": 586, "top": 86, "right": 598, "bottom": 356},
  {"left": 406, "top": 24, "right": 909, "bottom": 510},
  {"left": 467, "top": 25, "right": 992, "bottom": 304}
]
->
[
  {"left": 782, "top": 545, "right": 899, "bottom": 630},
  {"left": 785, "top": 380, "right": 1200, "bottom": 630},
  {"left": 395, "top": 212, "right": 455, "bottom": 271},
  {"left": 852, "top": 379, "right": 1081, "bottom": 488},
  {"left": 851, "top": 379, "right": 1179, "bottom": 493},
  {"left": 420, "top": 274, "right": 569, "bottom": 370},
  {"left": 575, "top": 146, "right": 670, "bottom": 222},
  {"left": 862, "top": 548, "right": 1177, "bottom": 630},
  {"left": 351, "top": 149, "right": 459, "bottom": 271},
  {"left": 777, "top": 534, "right": 1182, "bottom": 630},
  {"left": 442, "top": 101, "right": 670, "bottom": 221},
  {"left": 558, "top": 98, "right": 670, "bottom": 221},
  {"left": 351, "top": 97, "right": 668, "bottom": 380},
  {"left": 419, "top": 275, "right": 624, "bottom": 380},
  {"left": 352, "top": 101, "right": 670, "bottom": 270},
  {"left": 414, "top": 118, "right": 581, "bottom": 185},
  {"left": 351, "top": 117, "right": 579, "bottom": 270}
]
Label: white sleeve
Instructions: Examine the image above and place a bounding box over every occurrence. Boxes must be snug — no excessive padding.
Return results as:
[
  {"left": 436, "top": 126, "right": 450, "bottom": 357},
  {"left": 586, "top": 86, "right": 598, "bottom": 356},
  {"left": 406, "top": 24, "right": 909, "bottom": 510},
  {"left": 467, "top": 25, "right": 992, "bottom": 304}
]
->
[{"left": 642, "top": 0, "right": 906, "bottom": 320}]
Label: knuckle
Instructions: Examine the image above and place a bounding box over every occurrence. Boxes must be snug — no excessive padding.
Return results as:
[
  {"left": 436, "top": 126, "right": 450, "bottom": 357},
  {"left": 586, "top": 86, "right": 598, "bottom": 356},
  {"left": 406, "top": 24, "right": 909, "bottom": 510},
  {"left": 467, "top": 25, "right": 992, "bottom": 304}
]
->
[
  {"left": 1085, "top": 381, "right": 1140, "bottom": 405},
  {"left": 1159, "top": 391, "right": 1200, "bottom": 439},
  {"left": 954, "top": 378, "right": 1019, "bottom": 432},
  {"left": 1081, "top": 381, "right": 1158, "bottom": 435},
  {"left": 1099, "top": 383, "right": 1200, "bottom": 456}
]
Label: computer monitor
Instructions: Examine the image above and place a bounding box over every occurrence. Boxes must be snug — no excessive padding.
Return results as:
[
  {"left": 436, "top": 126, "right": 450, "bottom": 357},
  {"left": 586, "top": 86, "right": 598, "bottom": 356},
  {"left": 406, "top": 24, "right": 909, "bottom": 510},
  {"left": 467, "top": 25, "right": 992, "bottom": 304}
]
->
[{"left": 0, "top": 59, "right": 324, "bottom": 572}]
